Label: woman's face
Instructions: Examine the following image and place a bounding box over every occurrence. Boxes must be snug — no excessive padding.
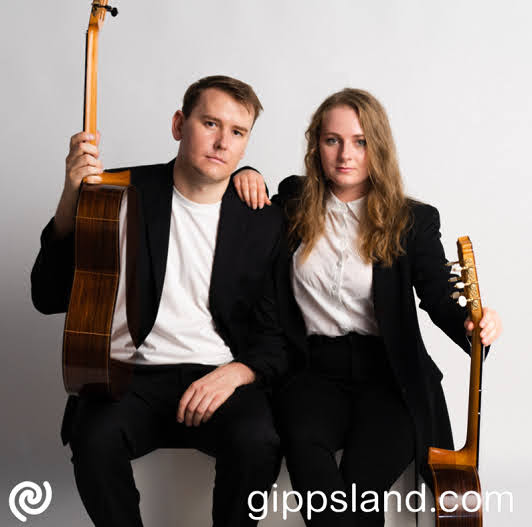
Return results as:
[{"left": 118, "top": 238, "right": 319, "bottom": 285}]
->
[{"left": 319, "top": 105, "right": 370, "bottom": 202}]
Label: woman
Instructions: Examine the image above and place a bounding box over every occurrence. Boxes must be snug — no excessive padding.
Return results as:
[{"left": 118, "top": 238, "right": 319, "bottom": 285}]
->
[{"left": 234, "top": 89, "right": 501, "bottom": 526}]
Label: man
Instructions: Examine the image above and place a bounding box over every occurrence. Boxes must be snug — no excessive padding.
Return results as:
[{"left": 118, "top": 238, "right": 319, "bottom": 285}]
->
[{"left": 31, "top": 75, "right": 290, "bottom": 527}]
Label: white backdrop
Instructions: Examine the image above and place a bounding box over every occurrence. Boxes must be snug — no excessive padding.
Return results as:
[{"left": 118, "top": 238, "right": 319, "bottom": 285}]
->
[{"left": 1, "top": 1, "right": 530, "bottom": 525}]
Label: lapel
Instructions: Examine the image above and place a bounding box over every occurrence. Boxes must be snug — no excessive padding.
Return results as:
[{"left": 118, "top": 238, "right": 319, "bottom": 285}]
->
[
  {"left": 208, "top": 182, "right": 249, "bottom": 316},
  {"left": 141, "top": 160, "right": 174, "bottom": 309},
  {"left": 129, "top": 159, "right": 174, "bottom": 346}
]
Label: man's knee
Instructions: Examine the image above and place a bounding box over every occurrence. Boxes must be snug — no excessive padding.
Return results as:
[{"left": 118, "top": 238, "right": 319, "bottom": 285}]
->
[
  {"left": 70, "top": 415, "right": 130, "bottom": 465},
  {"left": 220, "top": 418, "right": 281, "bottom": 461}
]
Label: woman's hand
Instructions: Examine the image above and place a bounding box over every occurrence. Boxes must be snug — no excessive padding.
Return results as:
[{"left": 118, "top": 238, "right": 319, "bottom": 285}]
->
[
  {"left": 464, "top": 306, "right": 502, "bottom": 346},
  {"left": 234, "top": 169, "right": 271, "bottom": 209}
]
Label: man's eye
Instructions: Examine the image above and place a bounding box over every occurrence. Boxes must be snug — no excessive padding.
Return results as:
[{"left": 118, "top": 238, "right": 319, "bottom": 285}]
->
[
  {"left": 205, "top": 121, "right": 216, "bottom": 128},
  {"left": 233, "top": 130, "right": 243, "bottom": 136}
]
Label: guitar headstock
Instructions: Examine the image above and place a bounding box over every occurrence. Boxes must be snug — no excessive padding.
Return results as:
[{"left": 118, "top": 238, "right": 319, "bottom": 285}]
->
[
  {"left": 449, "top": 236, "right": 483, "bottom": 323},
  {"left": 89, "top": 1, "right": 118, "bottom": 29}
]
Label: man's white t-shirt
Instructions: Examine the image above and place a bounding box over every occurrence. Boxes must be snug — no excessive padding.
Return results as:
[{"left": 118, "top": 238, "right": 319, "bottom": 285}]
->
[{"left": 110, "top": 186, "right": 234, "bottom": 365}]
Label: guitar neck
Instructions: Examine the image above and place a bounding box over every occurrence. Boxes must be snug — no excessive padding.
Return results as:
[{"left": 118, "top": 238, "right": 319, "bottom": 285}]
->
[
  {"left": 84, "top": 1, "right": 112, "bottom": 143},
  {"left": 464, "top": 329, "right": 484, "bottom": 467},
  {"left": 427, "top": 237, "right": 485, "bottom": 470},
  {"left": 84, "top": 26, "right": 98, "bottom": 141},
  {"left": 458, "top": 236, "right": 484, "bottom": 467}
]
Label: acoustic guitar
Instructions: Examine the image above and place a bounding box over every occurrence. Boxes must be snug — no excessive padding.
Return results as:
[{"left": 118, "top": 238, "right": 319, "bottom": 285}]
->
[
  {"left": 62, "top": 1, "right": 135, "bottom": 400},
  {"left": 428, "top": 236, "right": 486, "bottom": 525}
]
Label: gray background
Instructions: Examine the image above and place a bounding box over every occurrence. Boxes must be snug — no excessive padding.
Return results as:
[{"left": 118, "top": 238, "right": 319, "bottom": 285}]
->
[{"left": 1, "top": 0, "right": 530, "bottom": 525}]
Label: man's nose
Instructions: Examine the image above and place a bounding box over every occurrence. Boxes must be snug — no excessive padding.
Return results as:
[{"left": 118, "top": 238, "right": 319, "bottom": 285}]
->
[{"left": 214, "top": 129, "right": 230, "bottom": 150}]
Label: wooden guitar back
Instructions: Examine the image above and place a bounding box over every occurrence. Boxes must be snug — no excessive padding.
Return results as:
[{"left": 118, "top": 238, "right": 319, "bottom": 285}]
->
[
  {"left": 63, "top": 172, "right": 133, "bottom": 400},
  {"left": 430, "top": 464, "right": 482, "bottom": 526}
]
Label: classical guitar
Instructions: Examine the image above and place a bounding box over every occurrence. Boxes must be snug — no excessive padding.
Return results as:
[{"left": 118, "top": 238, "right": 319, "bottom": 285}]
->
[
  {"left": 428, "top": 236, "right": 486, "bottom": 526},
  {"left": 63, "top": 1, "right": 135, "bottom": 400}
]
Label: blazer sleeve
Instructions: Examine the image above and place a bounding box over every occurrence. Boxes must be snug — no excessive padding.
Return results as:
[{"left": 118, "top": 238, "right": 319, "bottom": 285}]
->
[
  {"left": 271, "top": 175, "right": 304, "bottom": 209},
  {"left": 235, "top": 222, "right": 294, "bottom": 386},
  {"left": 30, "top": 218, "right": 75, "bottom": 314},
  {"left": 409, "top": 204, "right": 471, "bottom": 354}
]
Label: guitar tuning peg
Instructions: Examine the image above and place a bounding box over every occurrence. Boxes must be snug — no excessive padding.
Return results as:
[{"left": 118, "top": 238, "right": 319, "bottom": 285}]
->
[
  {"left": 455, "top": 280, "right": 476, "bottom": 289},
  {"left": 93, "top": 3, "right": 119, "bottom": 17},
  {"left": 447, "top": 260, "right": 474, "bottom": 271},
  {"left": 451, "top": 293, "right": 475, "bottom": 308},
  {"left": 457, "top": 296, "right": 468, "bottom": 307},
  {"left": 451, "top": 278, "right": 478, "bottom": 290},
  {"left": 451, "top": 292, "right": 470, "bottom": 307}
]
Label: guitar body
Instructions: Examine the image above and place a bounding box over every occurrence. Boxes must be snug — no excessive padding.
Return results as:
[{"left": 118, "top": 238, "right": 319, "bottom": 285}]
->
[
  {"left": 430, "top": 464, "right": 482, "bottom": 526},
  {"left": 63, "top": 174, "right": 132, "bottom": 400}
]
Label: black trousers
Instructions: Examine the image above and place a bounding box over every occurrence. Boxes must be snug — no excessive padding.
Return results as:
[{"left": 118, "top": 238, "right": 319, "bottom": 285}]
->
[
  {"left": 277, "top": 332, "right": 415, "bottom": 527},
  {"left": 68, "top": 363, "right": 282, "bottom": 527}
]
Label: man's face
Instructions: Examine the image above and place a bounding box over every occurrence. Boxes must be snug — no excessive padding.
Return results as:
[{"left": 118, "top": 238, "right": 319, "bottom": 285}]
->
[{"left": 172, "top": 88, "right": 255, "bottom": 184}]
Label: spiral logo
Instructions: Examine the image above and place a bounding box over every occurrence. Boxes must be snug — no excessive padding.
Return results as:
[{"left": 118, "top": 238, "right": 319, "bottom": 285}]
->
[{"left": 8, "top": 481, "right": 52, "bottom": 522}]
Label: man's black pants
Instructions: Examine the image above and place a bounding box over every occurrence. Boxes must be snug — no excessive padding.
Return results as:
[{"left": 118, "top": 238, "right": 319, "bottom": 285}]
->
[{"left": 68, "top": 363, "right": 282, "bottom": 527}]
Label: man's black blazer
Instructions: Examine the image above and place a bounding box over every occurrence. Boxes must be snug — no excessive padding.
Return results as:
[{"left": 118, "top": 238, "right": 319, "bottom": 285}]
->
[
  {"left": 270, "top": 175, "right": 473, "bottom": 486},
  {"left": 31, "top": 160, "right": 291, "bottom": 445}
]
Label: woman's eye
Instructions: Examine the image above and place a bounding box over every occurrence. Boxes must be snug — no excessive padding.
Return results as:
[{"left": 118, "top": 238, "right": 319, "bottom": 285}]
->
[
  {"left": 325, "top": 137, "right": 338, "bottom": 145},
  {"left": 357, "top": 139, "right": 367, "bottom": 147}
]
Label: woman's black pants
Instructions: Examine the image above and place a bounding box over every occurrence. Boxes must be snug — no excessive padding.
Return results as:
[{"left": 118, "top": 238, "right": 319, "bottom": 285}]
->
[
  {"left": 68, "top": 363, "right": 282, "bottom": 527},
  {"left": 278, "top": 332, "right": 415, "bottom": 526}
]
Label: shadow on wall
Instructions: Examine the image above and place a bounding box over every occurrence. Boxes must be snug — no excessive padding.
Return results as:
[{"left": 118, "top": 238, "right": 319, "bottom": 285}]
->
[{"left": 134, "top": 450, "right": 435, "bottom": 526}]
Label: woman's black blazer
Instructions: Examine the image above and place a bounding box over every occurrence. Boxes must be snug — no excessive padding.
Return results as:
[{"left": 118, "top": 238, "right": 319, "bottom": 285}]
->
[{"left": 271, "top": 175, "right": 472, "bottom": 486}]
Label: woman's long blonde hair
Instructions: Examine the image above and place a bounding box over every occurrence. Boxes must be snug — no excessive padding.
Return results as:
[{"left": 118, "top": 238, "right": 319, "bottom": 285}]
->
[{"left": 288, "top": 88, "right": 412, "bottom": 267}]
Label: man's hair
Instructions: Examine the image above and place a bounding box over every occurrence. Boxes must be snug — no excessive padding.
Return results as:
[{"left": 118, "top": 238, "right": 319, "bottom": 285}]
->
[{"left": 182, "top": 75, "right": 263, "bottom": 124}]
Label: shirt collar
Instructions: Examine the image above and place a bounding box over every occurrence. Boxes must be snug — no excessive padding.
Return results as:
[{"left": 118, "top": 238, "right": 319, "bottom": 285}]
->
[{"left": 326, "top": 190, "right": 366, "bottom": 218}]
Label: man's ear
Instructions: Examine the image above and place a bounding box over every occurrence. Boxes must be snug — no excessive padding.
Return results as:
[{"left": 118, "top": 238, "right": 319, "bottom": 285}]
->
[{"left": 172, "top": 110, "right": 185, "bottom": 141}]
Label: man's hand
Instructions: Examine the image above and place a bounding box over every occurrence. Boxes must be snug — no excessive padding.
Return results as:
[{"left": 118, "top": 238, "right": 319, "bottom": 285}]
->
[
  {"left": 177, "top": 362, "right": 256, "bottom": 426},
  {"left": 233, "top": 169, "right": 271, "bottom": 209},
  {"left": 53, "top": 131, "right": 103, "bottom": 238},
  {"left": 464, "top": 306, "right": 502, "bottom": 346},
  {"left": 65, "top": 131, "right": 104, "bottom": 192}
]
